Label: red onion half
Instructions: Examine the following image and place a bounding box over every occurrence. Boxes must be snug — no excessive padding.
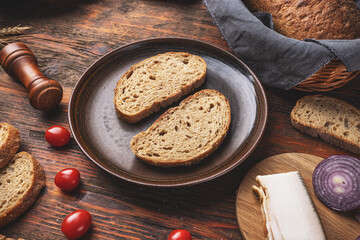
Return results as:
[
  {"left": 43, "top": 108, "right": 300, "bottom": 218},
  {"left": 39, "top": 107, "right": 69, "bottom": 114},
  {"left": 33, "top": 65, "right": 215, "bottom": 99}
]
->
[{"left": 312, "top": 155, "right": 360, "bottom": 212}]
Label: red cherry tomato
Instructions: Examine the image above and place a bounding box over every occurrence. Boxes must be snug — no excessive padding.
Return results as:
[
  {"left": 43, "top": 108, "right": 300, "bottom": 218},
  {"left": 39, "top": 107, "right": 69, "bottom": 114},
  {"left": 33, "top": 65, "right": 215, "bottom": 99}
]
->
[
  {"left": 45, "top": 125, "right": 71, "bottom": 147},
  {"left": 61, "top": 209, "right": 92, "bottom": 240},
  {"left": 167, "top": 229, "right": 192, "bottom": 240},
  {"left": 55, "top": 168, "right": 80, "bottom": 191}
]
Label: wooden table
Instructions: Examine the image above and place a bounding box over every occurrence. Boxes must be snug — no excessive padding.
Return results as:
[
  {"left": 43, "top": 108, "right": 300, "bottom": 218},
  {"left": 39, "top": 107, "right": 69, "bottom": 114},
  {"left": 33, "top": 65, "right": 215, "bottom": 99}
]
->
[{"left": 0, "top": 1, "right": 359, "bottom": 239}]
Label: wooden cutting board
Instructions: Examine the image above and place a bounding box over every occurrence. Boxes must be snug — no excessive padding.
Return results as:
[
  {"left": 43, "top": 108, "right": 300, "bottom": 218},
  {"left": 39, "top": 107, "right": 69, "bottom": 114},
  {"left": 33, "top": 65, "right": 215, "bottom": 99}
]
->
[{"left": 236, "top": 153, "right": 360, "bottom": 240}]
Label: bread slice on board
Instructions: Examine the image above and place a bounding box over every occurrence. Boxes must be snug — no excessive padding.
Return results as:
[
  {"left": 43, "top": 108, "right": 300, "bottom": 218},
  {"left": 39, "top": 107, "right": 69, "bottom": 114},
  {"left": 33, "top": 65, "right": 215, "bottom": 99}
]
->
[
  {"left": 0, "top": 123, "right": 20, "bottom": 169},
  {"left": 114, "top": 52, "right": 207, "bottom": 123},
  {"left": 130, "top": 89, "right": 231, "bottom": 167},
  {"left": 291, "top": 95, "right": 360, "bottom": 155},
  {"left": 0, "top": 152, "right": 45, "bottom": 228}
]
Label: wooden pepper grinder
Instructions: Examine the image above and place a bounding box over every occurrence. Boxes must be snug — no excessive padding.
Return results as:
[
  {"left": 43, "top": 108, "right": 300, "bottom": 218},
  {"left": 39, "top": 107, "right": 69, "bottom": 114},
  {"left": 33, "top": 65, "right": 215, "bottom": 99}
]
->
[{"left": 0, "top": 42, "right": 63, "bottom": 111}]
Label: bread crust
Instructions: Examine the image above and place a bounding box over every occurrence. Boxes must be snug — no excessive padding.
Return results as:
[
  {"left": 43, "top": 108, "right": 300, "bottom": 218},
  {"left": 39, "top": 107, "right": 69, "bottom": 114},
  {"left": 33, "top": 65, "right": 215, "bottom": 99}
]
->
[
  {"left": 114, "top": 52, "right": 207, "bottom": 123},
  {"left": 130, "top": 89, "right": 231, "bottom": 167},
  {"left": 0, "top": 123, "right": 20, "bottom": 169},
  {"left": 290, "top": 95, "right": 360, "bottom": 155},
  {"left": 0, "top": 152, "right": 46, "bottom": 228},
  {"left": 0, "top": 235, "right": 25, "bottom": 240},
  {"left": 242, "top": 0, "right": 360, "bottom": 40}
]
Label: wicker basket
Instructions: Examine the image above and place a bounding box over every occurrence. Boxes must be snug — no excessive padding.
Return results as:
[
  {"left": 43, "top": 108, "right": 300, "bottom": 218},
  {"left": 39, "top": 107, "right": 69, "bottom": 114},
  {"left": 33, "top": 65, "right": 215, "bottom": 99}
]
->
[{"left": 293, "top": 58, "right": 360, "bottom": 92}]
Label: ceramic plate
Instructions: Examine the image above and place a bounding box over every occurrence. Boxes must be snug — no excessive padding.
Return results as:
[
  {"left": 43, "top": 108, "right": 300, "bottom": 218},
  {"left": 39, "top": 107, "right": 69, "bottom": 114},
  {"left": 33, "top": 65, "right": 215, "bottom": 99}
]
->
[{"left": 68, "top": 38, "right": 267, "bottom": 187}]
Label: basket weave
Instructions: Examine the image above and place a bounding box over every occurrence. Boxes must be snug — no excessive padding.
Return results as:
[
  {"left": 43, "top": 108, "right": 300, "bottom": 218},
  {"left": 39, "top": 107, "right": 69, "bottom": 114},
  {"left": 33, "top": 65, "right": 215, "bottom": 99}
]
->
[{"left": 293, "top": 59, "right": 360, "bottom": 92}]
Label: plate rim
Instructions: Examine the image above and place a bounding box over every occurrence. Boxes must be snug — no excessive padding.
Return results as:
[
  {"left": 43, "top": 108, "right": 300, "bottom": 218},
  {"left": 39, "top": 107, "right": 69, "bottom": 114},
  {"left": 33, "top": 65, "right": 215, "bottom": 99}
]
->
[{"left": 68, "top": 37, "right": 268, "bottom": 187}]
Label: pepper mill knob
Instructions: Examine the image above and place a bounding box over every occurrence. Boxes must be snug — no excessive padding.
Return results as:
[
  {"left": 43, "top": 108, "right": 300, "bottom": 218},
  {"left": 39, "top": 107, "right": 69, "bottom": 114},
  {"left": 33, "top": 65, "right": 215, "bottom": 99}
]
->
[{"left": 0, "top": 42, "right": 63, "bottom": 111}]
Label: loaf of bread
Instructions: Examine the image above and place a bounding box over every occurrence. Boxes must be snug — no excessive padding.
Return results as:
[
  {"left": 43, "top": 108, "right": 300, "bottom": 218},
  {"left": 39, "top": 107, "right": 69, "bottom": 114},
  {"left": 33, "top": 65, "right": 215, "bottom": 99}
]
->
[
  {"left": 114, "top": 52, "right": 207, "bottom": 123},
  {"left": 0, "top": 123, "right": 20, "bottom": 169},
  {"left": 242, "top": 0, "right": 360, "bottom": 40},
  {"left": 291, "top": 95, "right": 360, "bottom": 155},
  {"left": 0, "top": 234, "right": 25, "bottom": 240},
  {"left": 130, "top": 89, "right": 231, "bottom": 167},
  {"left": 0, "top": 152, "right": 45, "bottom": 228}
]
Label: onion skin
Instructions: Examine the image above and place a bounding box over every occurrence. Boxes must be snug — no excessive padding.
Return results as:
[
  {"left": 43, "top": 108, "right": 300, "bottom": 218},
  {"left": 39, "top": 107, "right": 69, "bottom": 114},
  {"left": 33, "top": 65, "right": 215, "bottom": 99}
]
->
[{"left": 312, "top": 155, "right": 360, "bottom": 212}]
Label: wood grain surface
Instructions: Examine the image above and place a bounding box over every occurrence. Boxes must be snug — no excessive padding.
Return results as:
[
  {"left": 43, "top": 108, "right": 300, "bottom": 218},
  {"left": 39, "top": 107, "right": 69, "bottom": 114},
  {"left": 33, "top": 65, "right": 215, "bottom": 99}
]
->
[
  {"left": 0, "top": 0, "right": 360, "bottom": 239},
  {"left": 236, "top": 153, "right": 360, "bottom": 240}
]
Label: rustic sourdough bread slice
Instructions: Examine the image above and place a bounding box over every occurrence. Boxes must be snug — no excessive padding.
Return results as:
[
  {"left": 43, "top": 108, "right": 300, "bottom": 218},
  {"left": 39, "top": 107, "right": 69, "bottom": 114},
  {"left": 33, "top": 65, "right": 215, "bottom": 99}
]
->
[
  {"left": 0, "top": 234, "right": 25, "bottom": 240},
  {"left": 291, "top": 95, "right": 360, "bottom": 155},
  {"left": 0, "top": 123, "right": 20, "bottom": 169},
  {"left": 130, "top": 89, "right": 231, "bottom": 167},
  {"left": 0, "top": 152, "right": 45, "bottom": 228},
  {"left": 114, "top": 52, "right": 207, "bottom": 123}
]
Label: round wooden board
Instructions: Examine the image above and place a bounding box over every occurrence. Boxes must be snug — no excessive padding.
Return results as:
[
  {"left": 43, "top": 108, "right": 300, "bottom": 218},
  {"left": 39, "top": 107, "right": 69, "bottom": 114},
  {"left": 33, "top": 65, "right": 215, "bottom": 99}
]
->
[{"left": 236, "top": 153, "right": 360, "bottom": 240}]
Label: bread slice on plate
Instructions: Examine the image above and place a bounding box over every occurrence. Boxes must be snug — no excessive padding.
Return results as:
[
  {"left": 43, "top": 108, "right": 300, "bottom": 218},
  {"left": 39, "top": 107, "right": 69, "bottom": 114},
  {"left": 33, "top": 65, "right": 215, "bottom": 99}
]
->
[
  {"left": 114, "top": 52, "right": 207, "bottom": 123},
  {"left": 130, "top": 89, "right": 231, "bottom": 167},
  {"left": 291, "top": 95, "right": 360, "bottom": 155},
  {"left": 0, "top": 152, "right": 45, "bottom": 228},
  {"left": 0, "top": 123, "right": 20, "bottom": 169}
]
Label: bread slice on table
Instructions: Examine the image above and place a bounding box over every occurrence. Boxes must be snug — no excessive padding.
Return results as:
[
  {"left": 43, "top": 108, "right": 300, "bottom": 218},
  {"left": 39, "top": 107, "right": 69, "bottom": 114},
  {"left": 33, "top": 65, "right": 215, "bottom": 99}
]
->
[
  {"left": 291, "top": 95, "right": 360, "bottom": 155},
  {"left": 0, "top": 123, "right": 20, "bottom": 169},
  {"left": 114, "top": 52, "right": 207, "bottom": 123},
  {"left": 0, "top": 234, "right": 25, "bottom": 240},
  {"left": 130, "top": 89, "right": 231, "bottom": 167},
  {"left": 0, "top": 152, "right": 45, "bottom": 228}
]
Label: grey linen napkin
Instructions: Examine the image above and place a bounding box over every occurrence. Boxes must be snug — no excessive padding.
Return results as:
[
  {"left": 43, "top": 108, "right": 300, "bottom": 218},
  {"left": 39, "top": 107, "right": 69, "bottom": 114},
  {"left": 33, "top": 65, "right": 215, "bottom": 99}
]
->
[{"left": 203, "top": 0, "right": 360, "bottom": 90}]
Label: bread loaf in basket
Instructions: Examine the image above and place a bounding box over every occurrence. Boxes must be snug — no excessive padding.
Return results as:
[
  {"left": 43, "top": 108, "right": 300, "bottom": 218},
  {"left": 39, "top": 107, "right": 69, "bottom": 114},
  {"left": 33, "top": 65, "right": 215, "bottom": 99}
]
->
[{"left": 242, "top": 0, "right": 360, "bottom": 91}]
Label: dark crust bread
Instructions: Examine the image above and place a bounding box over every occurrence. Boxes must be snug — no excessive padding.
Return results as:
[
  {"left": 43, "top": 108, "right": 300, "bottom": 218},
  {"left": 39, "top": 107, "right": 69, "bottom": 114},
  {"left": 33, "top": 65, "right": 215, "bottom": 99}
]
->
[
  {"left": 291, "top": 119, "right": 360, "bottom": 155},
  {"left": 130, "top": 89, "right": 231, "bottom": 167},
  {"left": 290, "top": 95, "right": 360, "bottom": 155},
  {"left": 114, "top": 52, "right": 207, "bottom": 123},
  {"left": 0, "top": 152, "right": 46, "bottom": 228},
  {"left": 0, "top": 123, "right": 20, "bottom": 169},
  {"left": 242, "top": 0, "right": 360, "bottom": 40}
]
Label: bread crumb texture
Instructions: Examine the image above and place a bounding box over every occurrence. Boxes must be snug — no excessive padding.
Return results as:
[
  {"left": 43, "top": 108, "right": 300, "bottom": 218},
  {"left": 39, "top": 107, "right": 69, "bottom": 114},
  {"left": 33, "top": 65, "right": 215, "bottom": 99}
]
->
[
  {"left": 114, "top": 52, "right": 206, "bottom": 123},
  {"left": 0, "top": 152, "right": 45, "bottom": 228},
  {"left": 131, "top": 89, "right": 231, "bottom": 167},
  {"left": 0, "top": 153, "right": 33, "bottom": 215},
  {"left": 0, "top": 123, "right": 12, "bottom": 161},
  {"left": 291, "top": 95, "right": 360, "bottom": 154},
  {"left": 242, "top": 0, "right": 360, "bottom": 40},
  {"left": 0, "top": 125, "right": 7, "bottom": 144},
  {"left": 0, "top": 234, "right": 25, "bottom": 240},
  {"left": 0, "top": 123, "right": 20, "bottom": 169}
]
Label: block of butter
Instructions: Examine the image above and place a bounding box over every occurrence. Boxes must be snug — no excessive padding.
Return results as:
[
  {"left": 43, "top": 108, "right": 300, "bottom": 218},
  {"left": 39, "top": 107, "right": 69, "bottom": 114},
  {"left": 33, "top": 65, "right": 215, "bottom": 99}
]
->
[{"left": 252, "top": 171, "right": 325, "bottom": 240}]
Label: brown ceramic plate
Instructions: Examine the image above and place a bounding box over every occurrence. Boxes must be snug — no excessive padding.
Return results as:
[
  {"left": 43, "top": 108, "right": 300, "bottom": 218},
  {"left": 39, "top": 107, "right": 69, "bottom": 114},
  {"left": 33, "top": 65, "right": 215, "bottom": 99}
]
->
[{"left": 68, "top": 38, "right": 267, "bottom": 187}]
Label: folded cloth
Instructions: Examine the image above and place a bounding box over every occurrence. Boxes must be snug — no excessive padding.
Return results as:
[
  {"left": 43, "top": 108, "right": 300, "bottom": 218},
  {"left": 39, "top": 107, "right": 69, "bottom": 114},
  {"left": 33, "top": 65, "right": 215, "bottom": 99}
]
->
[{"left": 203, "top": 0, "right": 360, "bottom": 90}]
